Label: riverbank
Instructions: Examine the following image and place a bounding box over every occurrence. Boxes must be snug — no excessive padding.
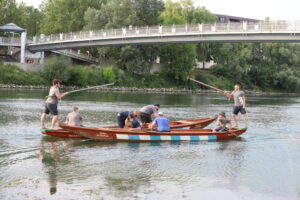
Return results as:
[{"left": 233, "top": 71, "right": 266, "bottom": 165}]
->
[{"left": 1, "top": 84, "right": 299, "bottom": 96}]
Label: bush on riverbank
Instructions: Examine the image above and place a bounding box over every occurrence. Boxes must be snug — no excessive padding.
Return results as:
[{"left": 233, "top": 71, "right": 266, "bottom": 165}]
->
[{"left": 0, "top": 63, "right": 45, "bottom": 85}]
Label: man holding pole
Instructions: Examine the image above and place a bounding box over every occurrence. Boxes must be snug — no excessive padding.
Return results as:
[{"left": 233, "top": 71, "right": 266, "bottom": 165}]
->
[
  {"left": 189, "top": 78, "right": 247, "bottom": 128},
  {"left": 225, "top": 84, "right": 248, "bottom": 128},
  {"left": 41, "top": 79, "right": 68, "bottom": 129}
]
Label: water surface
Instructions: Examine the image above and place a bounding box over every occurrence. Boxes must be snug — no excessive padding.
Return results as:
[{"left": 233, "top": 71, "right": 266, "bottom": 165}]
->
[{"left": 0, "top": 89, "right": 299, "bottom": 200}]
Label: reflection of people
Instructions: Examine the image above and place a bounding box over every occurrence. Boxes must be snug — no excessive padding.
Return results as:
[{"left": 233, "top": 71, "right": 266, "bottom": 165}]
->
[
  {"left": 117, "top": 111, "right": 139, "bottom": 128},
  {"left": 225, "top": 84, "right": 248, "bottom": 128},
  {"left": 41, "top": 79, "right": 68, "bottom": 129},
  {"left": 38, "top": 141, "right": 58, "bottom": 195},
  {"left": 126, "top": 113, "right": 141, "bottom": 129},
  {"left": 139, "top": 104, "right": 160, "bottom": 123},
  {"left": 213, "top": 111, "right": 231, "bottom": 132},
  {"left": 65, "top": 107, "right": 83, "bottom": 126},
  {"left": 150, "top": 112, "right": 170, "bottom": 132}
]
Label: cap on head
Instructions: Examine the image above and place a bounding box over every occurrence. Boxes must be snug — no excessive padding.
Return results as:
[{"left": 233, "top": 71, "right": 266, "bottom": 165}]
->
[
  {"left": 219, "top": 111, "right": 226, "bottom": 117},
  {"left": 154, "top": 103, "right": 160, "bottom": 107},
  {"left": 158, "top": 111, "right": 164, "bottom": 116}
]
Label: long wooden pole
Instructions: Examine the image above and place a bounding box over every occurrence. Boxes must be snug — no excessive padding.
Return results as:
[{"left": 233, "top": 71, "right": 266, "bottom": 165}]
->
[
  {"left": 189, "top": 78, "right": 226, "bottom": 93},
  {"left": 46, "top": 82, "right": 115, "bottom": 98},
  {"left": 67, "top": 82, "right": 115, "bottom": 94}
]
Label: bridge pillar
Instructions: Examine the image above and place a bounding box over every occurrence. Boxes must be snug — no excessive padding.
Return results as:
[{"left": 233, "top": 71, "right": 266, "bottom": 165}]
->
[
  {"left": 243, "top": 21, "right": 247, "bottom": 31},
  {"left": 60, "top": 33, "right": 63, "bottom": 40},
  {"left": 40, "top": 51, "right": 45, "bottom": 64},
  {"left": 20, "top": 32, "right": 26, "bottom": 63},
  {"left": 198, "top": 24, "right": 203, "bottom": 32}
]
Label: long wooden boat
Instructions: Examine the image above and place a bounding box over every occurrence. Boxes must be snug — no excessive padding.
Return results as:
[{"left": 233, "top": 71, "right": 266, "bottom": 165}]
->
[
  {"left": 40, "top": 116, "right": 216, "bottom": 138},
  {"left": 59, "top": 122, "right": 247, "bottom": 142}
]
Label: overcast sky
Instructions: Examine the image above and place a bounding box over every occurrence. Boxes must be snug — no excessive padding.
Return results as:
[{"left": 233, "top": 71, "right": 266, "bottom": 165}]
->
[{"left": 17, "top": 0, "right": 300, "bottom": 20}]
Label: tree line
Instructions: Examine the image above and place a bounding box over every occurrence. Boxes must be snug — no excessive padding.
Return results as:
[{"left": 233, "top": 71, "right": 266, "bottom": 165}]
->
[{"left": 1, "top": 0, "right": 300, "bottom": 92}]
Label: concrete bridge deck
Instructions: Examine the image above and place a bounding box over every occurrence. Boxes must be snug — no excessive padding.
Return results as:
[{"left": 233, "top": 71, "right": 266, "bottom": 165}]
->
[{"left": 27, "top": 21, "right": 300, "bottom": 52}]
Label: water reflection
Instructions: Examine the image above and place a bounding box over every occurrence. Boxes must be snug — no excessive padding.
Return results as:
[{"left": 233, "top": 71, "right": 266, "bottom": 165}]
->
[{"left": 38, "top": 137, "right": 74, "bottom": 195}]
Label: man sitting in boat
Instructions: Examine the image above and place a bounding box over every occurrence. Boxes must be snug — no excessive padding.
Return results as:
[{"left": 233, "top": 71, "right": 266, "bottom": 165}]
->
[
  {"left": 126, "top": 113, "right": 141, "bottom": 129},
  {"left": 150, "top": 112, "right": 170, "bottom": 132},
  {"left": 117, "top": 111, "right": 139, "bottom": 128},
  {"left": 139, "top": 104, "right": 160, "bottom": 124},
  {"left": 213, "top": 111, "right": 232, "bottom": 132},
  {"left": 65, "top": 107, "right": 83, "bottom": 126}
]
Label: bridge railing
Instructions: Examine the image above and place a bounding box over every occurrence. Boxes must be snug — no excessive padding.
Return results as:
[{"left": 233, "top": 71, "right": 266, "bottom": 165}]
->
[
  {"left": 53, "top": 49, "right": 99, "bottom": 64},
  {"left": 0, "top": 37, "right": 21, "bottom": 46},
  {"left": 32, "top": 21, "right": 300, "bottom": 45}
]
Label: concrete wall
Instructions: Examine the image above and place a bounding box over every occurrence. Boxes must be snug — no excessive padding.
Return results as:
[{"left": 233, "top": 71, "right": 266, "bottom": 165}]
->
[{"left": 3, "top": 62, "right": 42, "bottom": 72}]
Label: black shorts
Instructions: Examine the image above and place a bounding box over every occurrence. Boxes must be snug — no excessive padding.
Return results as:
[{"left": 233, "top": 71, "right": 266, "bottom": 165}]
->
[
  {"left": 44, "top": 103, "right": 58, "bottom": 115},
  {"left": 139, "top": 112, "right": 152, "bottom": 123},
  {"left": 233, "top": 106, "right": 246, "bottom": 115},
  {"left": 117, "top": 116, "right": 125, "bottom": 128}
]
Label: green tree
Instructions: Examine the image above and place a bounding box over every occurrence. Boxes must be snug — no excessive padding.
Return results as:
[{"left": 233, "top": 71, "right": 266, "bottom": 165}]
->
[
  {"left": 41, "top": 56, "right": 72, "bottom": 84},
  {"left": 160, "top": 44, "right": 196, "bottom": 80},
  {"left": 40, "top": 0, "right": 103, "bottom": 34}
]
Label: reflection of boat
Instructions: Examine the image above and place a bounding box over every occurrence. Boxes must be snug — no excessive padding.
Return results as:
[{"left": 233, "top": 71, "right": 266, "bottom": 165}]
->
[
  {"left": 59, "top": 122, "right": 247, "bottom": 142},
  {"left": 41, "top": 117, "right": 216, "bottom": 138}
]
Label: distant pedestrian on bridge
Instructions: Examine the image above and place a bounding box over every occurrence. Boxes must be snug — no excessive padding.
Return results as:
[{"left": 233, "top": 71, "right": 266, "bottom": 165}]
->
[
  {"left": 225, "top": 84, "right": 248, "bottom": 128},
  {"left": 41, "top": 79, "right": 68, "bottom": 129}
]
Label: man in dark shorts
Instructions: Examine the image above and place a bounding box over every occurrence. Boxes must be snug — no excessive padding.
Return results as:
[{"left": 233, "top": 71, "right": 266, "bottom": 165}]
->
[
  {"left": 41, "top": 79, "right": 68, "bottom": 129},
  {"left": 225, "top": 84, "right": 247, "bottom": 128},
  {"left": 117, "top": 111, "right": 139, "bottom": 128},
  {"left": 139, "top": 104, "right": 160, "bottom": 124}
]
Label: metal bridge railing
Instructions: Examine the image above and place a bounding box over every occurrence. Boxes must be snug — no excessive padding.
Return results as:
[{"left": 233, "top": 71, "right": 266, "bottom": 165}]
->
[
  {"left": 0, "top": 37, "right": 21, "bottom": 46},
  {"left": 32, "top": 21, "right": 300, "bottom": 45}
]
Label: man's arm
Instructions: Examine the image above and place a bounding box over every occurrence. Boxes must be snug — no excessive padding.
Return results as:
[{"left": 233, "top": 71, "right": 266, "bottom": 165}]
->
[
  {"left": 55, "top": 90, "right": 68, "bottom": 99},
  {"left": 65, "top": 115, "right": 69, "bottom": 124},
  {"left": 124, "top": 118, "right": 129, "bottom": 128},
  {"left": 224, "top": 91, "right": 234, "bottom": 100},
  {"left": 242, "top": 96, "right": 246, "bottom": 108},
  {"left": 149, "top": 121, "right": 155, "bottom": 130}
]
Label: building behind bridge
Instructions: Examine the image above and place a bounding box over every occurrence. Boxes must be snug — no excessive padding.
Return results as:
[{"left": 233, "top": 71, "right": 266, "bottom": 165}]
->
[{"left": 215, "top": 14, "right": 261, "bottom": 23}]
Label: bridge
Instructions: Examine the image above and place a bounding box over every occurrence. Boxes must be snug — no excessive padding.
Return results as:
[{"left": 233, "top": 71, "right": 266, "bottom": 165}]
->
[{"left": 27, "top": 21, "right": 300, "bottom": 52}]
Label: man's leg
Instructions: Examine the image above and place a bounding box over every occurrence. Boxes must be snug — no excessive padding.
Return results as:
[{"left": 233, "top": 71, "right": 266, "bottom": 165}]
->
[
  {"left": 242, "top": 114, "right": 248, "bottom": 128},
  {"left": 232, "top": 114, "right": 238, "bottom": 127},
  {"left": 51, "top": 115, "right": 59, "bottom": 129},
  {"left": 41, "top": 113, "right": 47, "bottom": 129}
]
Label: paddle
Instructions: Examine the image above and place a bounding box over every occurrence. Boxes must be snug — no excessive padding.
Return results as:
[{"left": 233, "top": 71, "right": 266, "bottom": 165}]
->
[{"left": 46, "top": 82, "right": 115, "bottom": 98}]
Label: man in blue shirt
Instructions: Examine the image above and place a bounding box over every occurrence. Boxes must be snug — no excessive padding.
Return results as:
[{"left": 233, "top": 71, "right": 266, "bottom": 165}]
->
[{"left": 150, "top": 112, "right": 170, "bottom": 132}]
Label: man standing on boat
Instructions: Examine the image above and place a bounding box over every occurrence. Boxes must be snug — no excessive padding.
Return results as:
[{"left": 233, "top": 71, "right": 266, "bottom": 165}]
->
[
  {"left": 225, "top": 84, "right": 248, "bottom": 128},
  {"left": 41, "top": 79, "right": 68, "bottom": 129},
  {"left": 139, "top": 104, "right": 160, "bottom": 123}
]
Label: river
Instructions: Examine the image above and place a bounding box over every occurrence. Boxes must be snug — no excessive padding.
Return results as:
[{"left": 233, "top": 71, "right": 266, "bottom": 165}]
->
[{"left": 0, "top": 89, "right": 299, "bottom": 200}]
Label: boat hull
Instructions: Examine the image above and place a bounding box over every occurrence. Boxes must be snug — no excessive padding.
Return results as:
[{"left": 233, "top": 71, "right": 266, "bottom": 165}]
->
[
  {"left": 59, "top": 122, "right": 247, "bottom": 142},
  {"left": 40, "top": 128, "right": 84, "bottom": 138},
  {"left": 41, "top": 116, "right": 216, "bottom": 138}
]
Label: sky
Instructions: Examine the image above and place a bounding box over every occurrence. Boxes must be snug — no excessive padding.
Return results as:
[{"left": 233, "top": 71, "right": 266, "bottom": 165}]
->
[{"left": 17, "top": 0, "right": 300, "bottom": 20}]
